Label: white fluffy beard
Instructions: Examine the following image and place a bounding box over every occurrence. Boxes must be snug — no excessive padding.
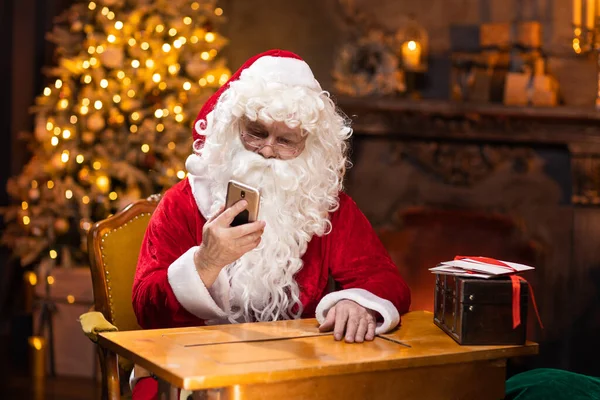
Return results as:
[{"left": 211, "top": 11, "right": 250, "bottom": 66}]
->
[{"left": 198, "top": 134, "right": 335, "bottom": 324}]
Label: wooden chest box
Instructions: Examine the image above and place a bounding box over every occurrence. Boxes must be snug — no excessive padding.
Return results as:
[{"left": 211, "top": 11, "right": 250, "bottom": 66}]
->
[{"left": 433, "top": 274, "right": 529, "bottom": 345}]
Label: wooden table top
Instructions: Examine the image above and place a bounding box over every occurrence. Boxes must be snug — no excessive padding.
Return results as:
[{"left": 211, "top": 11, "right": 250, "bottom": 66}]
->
[{"left": 98, "top": 311, "right": 538, "bottom": 391}]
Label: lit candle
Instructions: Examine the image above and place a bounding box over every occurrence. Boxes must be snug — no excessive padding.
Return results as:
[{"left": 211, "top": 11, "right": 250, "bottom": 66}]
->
[
  {"left": 574, "top": 0, "right": 582, "bottom": 26},
  {"left": 586, "top": 0, "right": 595, "bottom": 29},
  {"left": 28, "top": 336, "right": 47, "bottom": 378},
  {"left": 401, "top": 40, "right": 422, "bottom": 71}
]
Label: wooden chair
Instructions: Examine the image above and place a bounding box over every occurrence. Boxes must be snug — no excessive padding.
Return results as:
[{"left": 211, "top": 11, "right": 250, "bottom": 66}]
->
[{"left": 82, "top": 195, "right": 161, "bottom": 400}]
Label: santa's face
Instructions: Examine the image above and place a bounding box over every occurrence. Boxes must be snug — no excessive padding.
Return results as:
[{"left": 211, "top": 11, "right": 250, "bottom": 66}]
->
[{"left": 239, "top": 119, "right": 307, "bottom": 160}]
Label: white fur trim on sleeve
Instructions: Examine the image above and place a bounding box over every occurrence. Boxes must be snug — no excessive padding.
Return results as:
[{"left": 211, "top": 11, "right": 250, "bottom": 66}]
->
[
  {"left": 167, "top": 246, "right": 230, "bottom": 320},
  {"left": 315, "top": 288, "right": 400, "bottom": 335}
]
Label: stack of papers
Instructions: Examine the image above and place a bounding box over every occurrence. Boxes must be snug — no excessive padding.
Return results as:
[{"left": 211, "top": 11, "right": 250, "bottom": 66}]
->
[{"left": 429, "top": 256, "right": 534, "bottom": 279}]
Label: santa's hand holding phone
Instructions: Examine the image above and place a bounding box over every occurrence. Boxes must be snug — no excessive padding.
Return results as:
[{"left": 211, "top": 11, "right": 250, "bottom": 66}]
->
[{"left": 194, "top": 200, "right": 266, "bottom": 288}]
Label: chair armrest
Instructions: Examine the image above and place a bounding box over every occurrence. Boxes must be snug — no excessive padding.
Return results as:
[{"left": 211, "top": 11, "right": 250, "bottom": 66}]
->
[{"left": 79, "top": 311, "right": 118, "bottom": 342}]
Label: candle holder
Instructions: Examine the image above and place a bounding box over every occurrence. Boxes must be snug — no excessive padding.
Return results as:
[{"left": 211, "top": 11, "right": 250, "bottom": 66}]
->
[
  {"left": 396, "top": 14, "right": 428, "bottom": 73},
  {"left": 572, "top": 18, "right": 600, "bottom": 109},
  {"left": 28, "top": 336, "right": 47, "bottom": 378}
]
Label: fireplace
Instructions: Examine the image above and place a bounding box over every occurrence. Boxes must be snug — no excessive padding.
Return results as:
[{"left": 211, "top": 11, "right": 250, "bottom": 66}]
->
[{"left": 339, "top": 96, "right": 600, "bottom": 375}]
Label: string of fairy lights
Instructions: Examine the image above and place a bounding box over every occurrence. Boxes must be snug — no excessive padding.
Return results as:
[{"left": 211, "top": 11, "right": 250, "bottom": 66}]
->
[{"left": 13, "top": 0, "right": 230, "bottom": 268}]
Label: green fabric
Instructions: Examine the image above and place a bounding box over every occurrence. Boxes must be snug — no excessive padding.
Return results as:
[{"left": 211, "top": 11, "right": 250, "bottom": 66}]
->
[{"left": 506, "top": 369, "right": 600, "bottom": 400}]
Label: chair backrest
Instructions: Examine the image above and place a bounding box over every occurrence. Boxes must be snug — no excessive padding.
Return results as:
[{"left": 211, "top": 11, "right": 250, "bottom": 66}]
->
[{"left": 87, "top": 195, "right": 160, "bottom": 332}]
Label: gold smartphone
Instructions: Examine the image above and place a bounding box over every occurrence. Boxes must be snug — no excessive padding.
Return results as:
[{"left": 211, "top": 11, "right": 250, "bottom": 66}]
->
[{"left": 225, "top": 180, "right": 261, "bottom": 226}]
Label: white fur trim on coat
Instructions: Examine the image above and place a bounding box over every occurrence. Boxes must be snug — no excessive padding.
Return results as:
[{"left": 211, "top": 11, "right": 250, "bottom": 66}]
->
[
  {"left": 315, "top": 288, "right": 400, "bottom": 335},
  {"left": 167, "top": 246, "right": 230, "bottom": 320}
]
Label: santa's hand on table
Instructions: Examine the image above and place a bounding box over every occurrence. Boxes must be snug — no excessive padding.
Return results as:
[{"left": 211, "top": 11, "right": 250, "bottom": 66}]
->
[
  {"left": 194, "top": 200, "right": 266, "bottom": 288},
  {"left": 318, "top": 299, "right": 377, "bottom": 343}
]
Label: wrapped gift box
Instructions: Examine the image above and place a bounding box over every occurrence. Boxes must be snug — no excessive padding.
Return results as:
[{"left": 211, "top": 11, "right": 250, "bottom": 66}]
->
[
  {"left": 34, "top": 267, "right": 98, "bottom": 379},
  {"left": 480, "top": 21, "right": 542, "bottom": 50}
]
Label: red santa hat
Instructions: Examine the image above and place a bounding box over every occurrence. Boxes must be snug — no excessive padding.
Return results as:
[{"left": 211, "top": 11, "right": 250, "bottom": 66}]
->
[{"left": 191, "top": 49, "right": 321, "bottom": 147}]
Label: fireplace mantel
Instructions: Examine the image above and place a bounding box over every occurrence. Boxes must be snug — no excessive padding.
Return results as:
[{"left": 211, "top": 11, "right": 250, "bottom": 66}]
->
[{"left": 336, "top": 96, "right": 600, "bottom": 147}]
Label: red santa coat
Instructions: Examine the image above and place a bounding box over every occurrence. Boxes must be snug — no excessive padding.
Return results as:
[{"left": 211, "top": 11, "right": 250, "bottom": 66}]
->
[{"left": 132, "top": 177, "right": 411, "bottom": 332}]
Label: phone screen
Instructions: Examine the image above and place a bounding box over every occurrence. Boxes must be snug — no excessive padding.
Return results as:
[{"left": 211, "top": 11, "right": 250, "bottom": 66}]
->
[{"left": 231, "top": 209, "right": 249, "bottom": 227}]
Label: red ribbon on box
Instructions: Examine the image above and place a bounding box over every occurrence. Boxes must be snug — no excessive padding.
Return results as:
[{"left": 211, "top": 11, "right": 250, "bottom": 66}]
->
[{"left": 454, "top": 256, "right": 544, "bottom": 330}]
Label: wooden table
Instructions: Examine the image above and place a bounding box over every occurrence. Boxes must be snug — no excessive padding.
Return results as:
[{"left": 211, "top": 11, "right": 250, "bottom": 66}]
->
[{"left": 98, "top": 311, "right": 538, "bottom": 400}]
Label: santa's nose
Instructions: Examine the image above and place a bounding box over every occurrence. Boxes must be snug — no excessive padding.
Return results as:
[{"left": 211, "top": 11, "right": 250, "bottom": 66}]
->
[{"left": 258, "top": 145, "right": 276, "bottom": 159}]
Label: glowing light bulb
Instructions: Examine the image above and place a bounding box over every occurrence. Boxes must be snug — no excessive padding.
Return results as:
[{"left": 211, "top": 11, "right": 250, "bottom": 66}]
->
[
  {"left": 156, "top": 24, "right": 164, "bottom": 33},
  {"left": 49, "top": 250, "right": 58, "bottom": 259},
  {"left": 96, "top": 45, "right": 105, "bottom": 54},
  {"left": 23, "top": 216, "right": 31, "bottom": 225},
  {"left": 145, "top": 59, "right": 155, "bottom": 68},
  {"left": 88, "top": 46, "right": 96, "bottom": 54},
  {"left": 109, "top": 192, "right": 118, "bottom": 200},
  {"left": 183, "top": 81, "right": 192, "bottom": 90},
  {"left": 70, "top": 115, "right": 78, "bottom": 124},
  {"left": 141, "top": 144, "right": 150, "bottom": 153},
  {"left": 107, "top": 11, "right": 115, "bottom": 20},
  {"left": 169, "top": 28, "right": 177, "bottom": 36},
  {"left": 31, "top": 181, "right": 38, "bottom": 188},
  {"left": 128, "top": 38, "right": 136, "bottom": 46},
  {"left": 62, "top": 129, "right": 71, "bottom": 139},
  {"left": 131, "top": 112, "right": 140, "bottom": 121},
  {"left": 201, "top": 52, "right": 210, "bottom": 60},
  {"left": 168, "top": 142, "right": 176, "bottom": 150},
  {"left": 168, "top": 65, "right": 179, "bottom": 74},
  {"left": 94, "top": 100, "right": 103, "bottom": 110},
  {"left": 199, "top": 78, "right": 207, "bottom": 86},
  {"left": 173, "top": 40, "right": 182, "bottom": 49},
  {"left": 61, "top": 151, "right": 69, "bottom": 163},
  {"left": 82, "top": 60, "right": 90, "bottom": 69},
  {"left": 130, "top": 125, "right": 138, "bottom": 133},
  {"left": 191, "top": 2, "right": 199, "bottom": 10},
  {"left": 89, "top": 2, "right": 97, "bottom": 10},
  {"left": 59, "top": 99, "right": 69, "bottom": 109},
  {"left": 76, "top": 154, "right": 84, "bottom": 164},
  {"left": 178, "top": 36, "right": 187, "bottom": 45},
  {"left": 215, "top": 7, "right": 223, "bottom": 16},
  {"left": 82, "top": 196, "right": 90, "bottom": 204},
  {"left": 96, "top": 175, "right": 110, "bottom": 193},
  {"left": 53, "top": 127, "right": 61, "bottom": 135},
  {"left": 127, "top": 89, "right": 136, "bottom": 98},
  {"left": 156, "top": 123, "right": 165, "bottom": 132},
  {"left": 82, "top": 98, "right": 90, "bottom": 106},
  {"left": 177, "top": 170, "right": 186, "bottom": 179},
  {"left": 206, "top": 74, "right": 215, "bottom": 83},
  {"left": 55, "top": 79, "right": 63, "bottom": 89},
  {"left": 65, "top": 190, "right": 73, "bottom": 199},
  {"left": 46, "top": 121, "right": 54, "bottom": 131},
  {"left": 219, "top": 74, "right": 228, "bottom": 85},
  {"left": 90, "top": 57, "right": 98, "bottom": 66},
  {"left": 174, "top": 105, "right": 183, "bottom": 113},
  {"left": 51, "top": 136, "right": 59, "bottom": 146},
  {"left": 205, "top": 32, "right": 215, "bottom": 43},
  {"left": 154, "top": 109, "right": 164, "bottom": 118},
  {"left": 158, "top": 82, "right": 167, "bottom": 90},
  {"left": 117, "top": 71, "right": 125, "bottom": 79},
  {"left": 22, "top": 201, "right": 28, "bottom": 210},
  {"left": 43, "top": 87, "right": 51, "bottom": 96},
  {"left": 83, "top": 75, "right": 92, "bottom": 84},
  {"left": 101, "top": 6, "right": 109, "bottom": 15},
  {"left": 141, "top": 42, "right": 150, "bottom": 50},
  {"left": 162, "top": 43, "right": 171, "bottom": 52},
  {"left": 115, "top": 21, "right": 123, "bottom": 30},
  {"left": 209, "top": 49, "right": 217, "bottom": 57},
  {"left": 113, "top": 94, "right": 121, "bottom": 103},
  {"left": 152, "top": 73, "right": 161, "bottom": 83},
  {"left": 93, "top": 161, "right": 102, "bottom": 170},
  {"left": 132, "top": 60, "right": 140, "bottom": 68},
  {"left": 175, "top": 114, "right": 184, "bottom": 122},
  {"left": 67, "top": 295, "right": 75, "bottom": 304},
  {"left": 184, "top": 17, "right": 192, "bottom": 25},
  {"left": 190, "top": 36, "right": 199, "bottom": 44},
  {"left": 100, "top": 79, "right": 109, "bottom": 88},
  {"left": 47, "top": 181, "right": 54, "bottom": 189}
]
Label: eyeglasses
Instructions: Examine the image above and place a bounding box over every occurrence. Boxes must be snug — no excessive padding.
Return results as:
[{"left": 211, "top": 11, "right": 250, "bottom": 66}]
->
[{"left": 240, "top": 129, "right": 304, "bottom": 160}]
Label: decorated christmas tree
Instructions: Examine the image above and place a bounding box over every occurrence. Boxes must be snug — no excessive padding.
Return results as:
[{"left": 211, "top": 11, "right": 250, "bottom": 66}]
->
[{"left": 2, "top": 0, "right": 230, "bottom": 272}]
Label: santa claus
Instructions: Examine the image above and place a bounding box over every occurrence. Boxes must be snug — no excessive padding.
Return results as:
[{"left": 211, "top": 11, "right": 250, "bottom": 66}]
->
[{"left": 130, "top": 49, "right": 411, "bottom": 398}]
